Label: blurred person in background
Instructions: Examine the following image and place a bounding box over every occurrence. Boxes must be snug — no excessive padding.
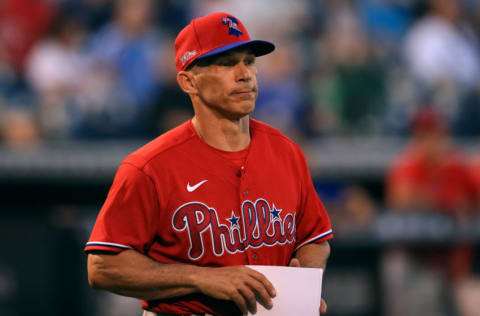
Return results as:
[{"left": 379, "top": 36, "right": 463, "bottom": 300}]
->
[
  {"left": 0, "top": 107, "right": 39, "bottom": 149},
  {"left": 25, "top": 14, "right": 89, "bottom": 139},
  {"left": 307, "top": 1, "right": 386, "bottom": 136},
  {"left": 146, "top": 38, "right": 194, "bottom": 136},
  {"left": 253, "top": 42, "right": 307, "bottom": 142},
  {"left": 404, "top": 0, "right": 480, "bottom": 90},
  {"left": 404, "top": 0, "right": 480, "bottom": 133},
  {"left": 353, "top": 0, "right": 419, "bottom": 136},
  {"left": 386, "top": 107, "right": 476, "bottom": 216},
  {"left": 383, "top": 107, "right": 478, "bottom": 316},
  {"left": 79, "top": 0, "right": 166, "bottom": 138},
  {"left": 356, "top": 0, "right": 413, "bottom": 53},
  {"left": 470, "top": 148, "right": 480, "bottom": 211},
  {"left": 0, "top": 0, "right": 55, "bottom": 73},
  {"left": 0, "top": 0, "right": 55, "bottom": 146},
  {"left": 137, "top": 1, "right": 194, "bottom": 137},
  {"left": 0, "top": 49, "right": 40, "bottom": 149}
]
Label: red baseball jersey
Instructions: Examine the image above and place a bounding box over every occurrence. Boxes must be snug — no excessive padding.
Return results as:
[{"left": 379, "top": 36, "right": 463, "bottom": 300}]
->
[
  {"left": 85, "top": 118, "right": 333, "bottom": 315},
  {"left": 387, "top": 145, "right": 476, "bottom": 212}
]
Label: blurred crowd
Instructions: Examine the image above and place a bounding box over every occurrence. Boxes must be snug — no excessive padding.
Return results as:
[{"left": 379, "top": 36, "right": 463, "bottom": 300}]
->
[{"left": 1, "top": 0, "right": 480, "bottom": 147}]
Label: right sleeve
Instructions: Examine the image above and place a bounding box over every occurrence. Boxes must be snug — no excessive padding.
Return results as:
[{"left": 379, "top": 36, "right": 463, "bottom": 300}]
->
[{"left": 84, "top": 163, "right": 160, "bottom": 254}]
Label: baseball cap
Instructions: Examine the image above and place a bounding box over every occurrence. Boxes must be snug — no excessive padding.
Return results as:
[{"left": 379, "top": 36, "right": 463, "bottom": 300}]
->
[{"left": 174, "top": 12, "right": 275, "bottom": 72}]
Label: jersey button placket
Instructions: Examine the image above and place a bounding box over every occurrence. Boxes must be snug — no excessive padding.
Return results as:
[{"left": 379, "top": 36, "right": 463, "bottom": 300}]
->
[
  {"left": 239, "top": 165, "right": 253, "bottom": 262},
  {"left": 240, "top": 166, "right": 247, "bottom": 197}
]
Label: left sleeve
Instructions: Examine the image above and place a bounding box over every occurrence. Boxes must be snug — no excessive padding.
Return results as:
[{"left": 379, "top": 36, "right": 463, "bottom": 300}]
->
[{"left": 294, "top": 147, "right": 333, "bottom": 251}]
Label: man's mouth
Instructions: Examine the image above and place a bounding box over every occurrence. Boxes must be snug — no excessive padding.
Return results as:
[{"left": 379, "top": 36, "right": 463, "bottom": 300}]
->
[{"left": 231, "top": 89, "right": 256, "bottom": 96}]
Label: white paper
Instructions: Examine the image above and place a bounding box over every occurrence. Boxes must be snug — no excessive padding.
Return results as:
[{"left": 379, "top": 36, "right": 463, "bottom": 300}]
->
[{"left": 246, "top": 265, "right": 323, "bottom": 316}]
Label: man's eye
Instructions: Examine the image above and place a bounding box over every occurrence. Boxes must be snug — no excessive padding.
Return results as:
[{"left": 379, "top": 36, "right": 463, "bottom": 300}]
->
[
  {"left": 220, "top": 60, "right": 237, "bottom": 66},
  {"left": 245, "top": 58, "right": 255, "bottom": 65}
]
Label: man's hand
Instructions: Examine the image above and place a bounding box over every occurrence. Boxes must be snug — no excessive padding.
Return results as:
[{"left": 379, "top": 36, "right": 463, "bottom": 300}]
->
[
  {"left": 289, "top": 258, "right": 327, "bottom": 314},
  {"left": 192, "top": 265, "right": 276, "bottom": 314}
]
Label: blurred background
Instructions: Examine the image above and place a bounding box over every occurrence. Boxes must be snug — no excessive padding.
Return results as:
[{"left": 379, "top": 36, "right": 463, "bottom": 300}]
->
[{"left": 1, "top": 0, "right": 480, "bottom": 315}]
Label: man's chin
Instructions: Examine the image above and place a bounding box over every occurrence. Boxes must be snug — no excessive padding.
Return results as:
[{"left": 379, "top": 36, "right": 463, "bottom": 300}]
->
[
  {"left": 242, "top": 101, "right": 255, "bottom": 114},
  {"left": 213, "top": 100, "right": 255, "bottom": 120},
  {"left": 226, "top": 108, "right": 254, "bottom": 121},
  {"left": 238, "top": 104, "right": 255, "bottom": 118}
]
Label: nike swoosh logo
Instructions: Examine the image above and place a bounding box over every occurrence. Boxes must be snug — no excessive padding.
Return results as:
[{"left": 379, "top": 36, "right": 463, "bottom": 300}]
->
[{"left": 187, "top": 180, "right": 208, "bottom": 192}]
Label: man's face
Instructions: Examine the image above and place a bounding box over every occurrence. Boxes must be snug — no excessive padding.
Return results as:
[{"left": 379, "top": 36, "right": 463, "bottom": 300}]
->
[{"left": 190, "top": 49, "right": 258, "bottom": 120}]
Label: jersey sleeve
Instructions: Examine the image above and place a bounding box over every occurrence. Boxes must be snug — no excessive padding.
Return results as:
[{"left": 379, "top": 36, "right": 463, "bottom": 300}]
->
[
  {"left": 294, "top": 148, "right": 333, "bottom": 251},
  {"left": 84, "top": 163, "right": 160, "bottom": 254}
]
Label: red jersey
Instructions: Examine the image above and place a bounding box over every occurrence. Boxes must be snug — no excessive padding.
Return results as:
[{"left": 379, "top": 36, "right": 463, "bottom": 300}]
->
[
  {"left": 85, "top": 119, "right": 333, "bottom": 315},
  {"left": 471, "top": 155, "right": 480, "bottom": 197},
  {"left": 387, "top": 145, "right": 476, "bottom": 212}
]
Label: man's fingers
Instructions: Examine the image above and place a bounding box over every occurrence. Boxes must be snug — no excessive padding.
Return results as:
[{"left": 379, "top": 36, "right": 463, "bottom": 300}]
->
[
  {"left": 320, "top": 298, "right": 327, "bottom": 314},
  {"left": 196, "top": 266, "right": 278, "bottom": 314},
  {"left": 247, "top": 269, "right": 276, "bottom": 297},
  {"left": 289, "top": 258, "right": 301, "bottom": 267},
  {"left": 246, "top": 279, "right": 273, "bottom": 309},
  {"left": 231, "top": 290, "right": 248, "bottom": 314},
  {"left": 238, "top": 285, "right": 257, "bottom": 314}
]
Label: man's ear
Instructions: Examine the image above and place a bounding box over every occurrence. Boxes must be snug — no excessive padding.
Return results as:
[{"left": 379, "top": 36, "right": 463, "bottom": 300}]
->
[{"left": 177, "top": 71, "right": 197, "bottom": 95}]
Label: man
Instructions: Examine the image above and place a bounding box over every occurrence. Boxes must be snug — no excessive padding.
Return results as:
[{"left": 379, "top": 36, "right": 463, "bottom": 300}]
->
[
  {"left": 384, "top": 107, "right": 476, "bottom": 316},
  {"left": 386, "top": 107, "right": 476, "bottom": 216},
  {"left": 85, "top": 12, "right": 333, "bottom": 316}
]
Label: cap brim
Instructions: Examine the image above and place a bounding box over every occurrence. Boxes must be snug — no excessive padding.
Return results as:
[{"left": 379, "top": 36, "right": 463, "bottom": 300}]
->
[{"left": 198, "top": 40, "right": 275, "bottom": 59}]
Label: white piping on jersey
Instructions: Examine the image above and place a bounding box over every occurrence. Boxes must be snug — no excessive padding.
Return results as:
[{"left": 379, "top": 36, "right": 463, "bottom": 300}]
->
[
  {"left": 294, "top": 229, "right": 333, "bottom": 251},
  {"left": 187, "top": 179, "right": 208, "bottom": 192},
  {"left": 85, "top": 241, "right": 132, "bottom": 249}
]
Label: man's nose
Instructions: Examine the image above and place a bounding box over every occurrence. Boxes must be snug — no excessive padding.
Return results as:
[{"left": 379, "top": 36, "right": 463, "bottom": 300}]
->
[{"left": 235, "top": 62, "right": 253, "bottom": 82}]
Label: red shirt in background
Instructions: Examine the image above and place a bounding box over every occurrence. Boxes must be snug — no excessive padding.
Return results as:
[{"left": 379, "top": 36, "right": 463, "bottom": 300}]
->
[
  {"left": 387, "top": 143, "right": 477, "bottom": 281},
  {"left": 470, "top": 155, "right": 480, "bottom": 199},
  {"left": 0, "top": 0, "right": 55, "bottom": 71},
  {"left": 387, "top": 144, "right": 476, "bottom": 213}
]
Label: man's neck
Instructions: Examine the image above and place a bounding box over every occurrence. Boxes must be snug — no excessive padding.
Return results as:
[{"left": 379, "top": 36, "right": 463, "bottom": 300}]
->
[{"left": 192, "top": 113, "right": 251, "bottom": 152}]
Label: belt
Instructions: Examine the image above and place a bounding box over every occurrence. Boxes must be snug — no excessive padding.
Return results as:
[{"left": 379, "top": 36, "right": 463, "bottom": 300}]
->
[{"left": 142, "top": 311, "right": 214, "bottom": 316}]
